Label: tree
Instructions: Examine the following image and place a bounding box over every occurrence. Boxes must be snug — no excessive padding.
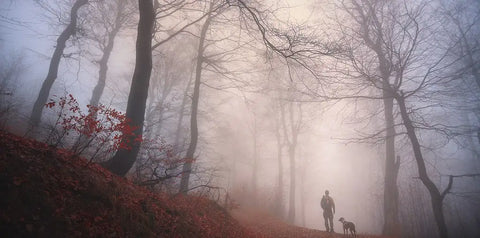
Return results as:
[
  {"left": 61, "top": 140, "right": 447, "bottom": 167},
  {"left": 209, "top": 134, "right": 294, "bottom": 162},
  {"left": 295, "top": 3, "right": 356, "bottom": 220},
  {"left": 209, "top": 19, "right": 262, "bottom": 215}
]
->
[
  {"left": 104, "top": 0, "right": 226, "bottom": 177},
  {"left": 440, "top": 0, "right": 480, "bottom": 155},
  {"left": 243, "top": 97, "right": 262, "bottom": 202},
  {"left": 395, "top": 91, "right": 451, "bottom": 238},
  {"left": 86, "top": 0, "right": 135, "bottom": 107},
  {"left": 30, "top": 0, "right": 88, "bottom": 127},
  {"left": 179, "top": 2, "right": 215, "bottom": 194},
  {"left": 328, "top": 0, "right": 478, "bottom": 237},
  {"left": 103, "top": 0, "right": 155, "bottom": 176},
  {"left": 143, "top": 52, "right": 189, "bottom": 141},
  {"left": 278, "top": 82, "right": 304, "bottom": 224},
  {"left": 323, "top": 0, "right": 412, "bottom": 234},
  {"left": 272, "top": 96, "right": 285, "bottom": 218}
]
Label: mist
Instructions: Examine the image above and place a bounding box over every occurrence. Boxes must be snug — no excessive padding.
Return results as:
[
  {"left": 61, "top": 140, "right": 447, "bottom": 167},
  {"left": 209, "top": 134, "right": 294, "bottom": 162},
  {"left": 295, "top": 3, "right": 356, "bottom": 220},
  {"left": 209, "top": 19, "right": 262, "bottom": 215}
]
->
[{"left": 1, "top": 0, "right": 479, "bottom": 237}]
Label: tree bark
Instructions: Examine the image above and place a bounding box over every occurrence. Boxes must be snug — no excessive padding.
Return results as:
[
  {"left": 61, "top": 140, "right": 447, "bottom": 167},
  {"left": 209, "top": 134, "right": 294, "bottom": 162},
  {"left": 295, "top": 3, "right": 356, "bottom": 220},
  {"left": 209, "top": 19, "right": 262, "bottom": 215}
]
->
[
  {"left": 30, "top": 0, "right": 88, "bottom": 127},
  {"left": 179, "top": 8, "right": 213, "bottom": 194},
  {"left": 104, "top": 0, "right": 154, "bottom": 176},
  {"left": 396, "top": 92, "right": 449, "bottom": 238},
  {"left": 382, "top": 88, "right": 400, "bottom": 236}
]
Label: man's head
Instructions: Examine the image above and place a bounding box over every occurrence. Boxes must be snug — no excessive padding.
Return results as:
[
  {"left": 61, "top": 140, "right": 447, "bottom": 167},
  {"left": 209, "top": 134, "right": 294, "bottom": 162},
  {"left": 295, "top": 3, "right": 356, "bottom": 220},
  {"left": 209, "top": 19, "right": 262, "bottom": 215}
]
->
[{"left": 325, "top": 190, "right": 329, "bottom": 196}]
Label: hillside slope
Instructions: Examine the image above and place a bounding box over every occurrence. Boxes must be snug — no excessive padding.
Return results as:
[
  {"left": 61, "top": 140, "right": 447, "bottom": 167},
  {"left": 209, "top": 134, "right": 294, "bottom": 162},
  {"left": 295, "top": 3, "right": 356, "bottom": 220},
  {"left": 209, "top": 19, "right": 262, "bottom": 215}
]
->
[{"left": 0, "top": 130, "right": 254, "bottom": 237}]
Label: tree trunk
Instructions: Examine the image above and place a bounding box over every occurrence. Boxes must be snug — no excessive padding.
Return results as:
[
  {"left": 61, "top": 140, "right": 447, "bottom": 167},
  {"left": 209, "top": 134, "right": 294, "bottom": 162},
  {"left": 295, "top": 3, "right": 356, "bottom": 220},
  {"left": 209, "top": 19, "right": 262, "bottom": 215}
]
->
[
  {"left": 396, "top": 92, "right": 449, "bottom": 238},
  {"left": 382, "top": 89, "right": 400, "bottom": 236},
  {"left": 300, "top": 160, "right": 306, "bottom": 227},
  {"left": 251, "top": 118, "right": 258, "bottom": 203},
  {"left": 287, "top": 102, "right": 299, "bottom": 224},
  {"left": 30, "top": 0, "right": 88, "bottom": 127},
  {"left": 89, "top": 6, "right": 123, "bottom": 107},
  {"left": 104, "top": 0, "right": 154, "bottom": 176},
  {"left": 274, "top": 113, "right": 284, "bottom": 217},
  {"left": 351, "top": 1, "right": 402, "bottom": 232},
  {"left": 179, "top": 9, "right": 213, "bottom": 194},
  {"left": 173, "top": 72, "right": 194, "bottom": 153},
  {"left": 279, "top": 100, "right": 300, "bottom": 224},
  {"left": 287, "top": 145, "right": 296, "bottom": 224}
]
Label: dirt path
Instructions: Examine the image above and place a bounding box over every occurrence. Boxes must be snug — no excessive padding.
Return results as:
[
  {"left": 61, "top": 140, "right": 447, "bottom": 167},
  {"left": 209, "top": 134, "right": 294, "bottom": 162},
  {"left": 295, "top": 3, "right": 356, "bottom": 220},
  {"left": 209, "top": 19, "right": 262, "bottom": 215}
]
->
[{"left": 231, "top": 208, "right": 387, "bottom": 238}]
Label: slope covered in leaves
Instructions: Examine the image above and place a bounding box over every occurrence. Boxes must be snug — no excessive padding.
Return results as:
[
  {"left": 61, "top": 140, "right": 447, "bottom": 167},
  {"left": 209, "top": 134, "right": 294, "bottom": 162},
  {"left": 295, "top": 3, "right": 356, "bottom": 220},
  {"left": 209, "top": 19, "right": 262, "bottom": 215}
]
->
[
  {"left": 0, "top": 129, "right": 390, "bottom": 238},
  {"left": 0, "top": 130, "right": 254, "bottom": 237}
]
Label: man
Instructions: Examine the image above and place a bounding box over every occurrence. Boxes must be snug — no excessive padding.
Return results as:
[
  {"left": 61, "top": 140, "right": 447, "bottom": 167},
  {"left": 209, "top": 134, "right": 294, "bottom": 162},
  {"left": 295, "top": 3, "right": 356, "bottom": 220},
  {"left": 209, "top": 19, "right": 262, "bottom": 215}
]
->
[{"left": 321, "top": 190, "right": 335, "bottom": 232}]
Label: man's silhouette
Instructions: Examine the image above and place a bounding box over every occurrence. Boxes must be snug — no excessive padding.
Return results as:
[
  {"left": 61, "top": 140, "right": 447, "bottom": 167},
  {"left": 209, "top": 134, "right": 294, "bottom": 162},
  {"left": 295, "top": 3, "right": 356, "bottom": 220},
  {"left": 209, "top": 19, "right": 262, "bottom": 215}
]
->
[{"left": 321, "top": 190, "right": 335, "bottom": 232}]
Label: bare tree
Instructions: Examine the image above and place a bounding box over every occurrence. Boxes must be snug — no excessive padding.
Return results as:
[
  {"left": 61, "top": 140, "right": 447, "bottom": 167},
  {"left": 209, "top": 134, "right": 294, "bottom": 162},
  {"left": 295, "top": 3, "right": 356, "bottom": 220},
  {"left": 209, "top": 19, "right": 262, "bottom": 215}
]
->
[
  {"left": 323, "top": 0, "right": 419, "bottom": 234},
  {"left": 86, "top": 0, "right": 135, "bottom": 107},
  {"left": 328, "top": 0, "right": 479, "bottom": 237},
  {"left": 272, "top": 97, "right": 285, "bottom": 218},
  {"left": 103, "top": 0, "right": 155, "bottom": 176},
  {"left": 104, "top": 0, "right": 228, "bottom": 177},
  {"left": 244, "top": 97, "right": 262, "bottom": 203},
  {"left": 439, "top": 0, "right": 480, "bottom": 153},
  {"left": 29, "top": 0, "right": 88, "bottom": 127},
  {"left": 143, "top": 51, "right": 191, "bottom": 141},
  {"left": 179, "top": 2, "right": 215, "bottom": 194},
  {"left": 278, "top": 84, "right": 304, "bottom": 224}
]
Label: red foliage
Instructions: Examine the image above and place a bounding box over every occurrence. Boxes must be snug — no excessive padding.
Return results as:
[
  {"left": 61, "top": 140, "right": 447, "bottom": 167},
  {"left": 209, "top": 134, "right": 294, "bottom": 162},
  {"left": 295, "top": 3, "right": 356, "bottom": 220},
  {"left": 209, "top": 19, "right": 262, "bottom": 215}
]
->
[{"left": 45, "top": 94, "right": 141, "bottom": 157}]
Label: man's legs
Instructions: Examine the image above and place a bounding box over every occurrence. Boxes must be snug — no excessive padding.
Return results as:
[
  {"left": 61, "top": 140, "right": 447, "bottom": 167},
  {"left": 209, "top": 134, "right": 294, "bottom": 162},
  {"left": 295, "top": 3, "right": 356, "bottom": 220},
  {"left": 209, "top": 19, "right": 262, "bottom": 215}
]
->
[
  {"left": 327, "top": 213, "right": 334, "bottom": 232},
  {"left": 323, "top": 211, "right": 330, "bottom": 231},
  {"left": 324, "top": 211, "right": 334, "bottom": 232}
]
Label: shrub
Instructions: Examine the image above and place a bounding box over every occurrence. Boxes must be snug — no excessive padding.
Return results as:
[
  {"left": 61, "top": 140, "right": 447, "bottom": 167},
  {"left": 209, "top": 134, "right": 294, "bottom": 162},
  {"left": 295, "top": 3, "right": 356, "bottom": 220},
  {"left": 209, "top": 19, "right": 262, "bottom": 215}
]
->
[{"left": 44, "top": 94, "right": 141, "bottom": 162}]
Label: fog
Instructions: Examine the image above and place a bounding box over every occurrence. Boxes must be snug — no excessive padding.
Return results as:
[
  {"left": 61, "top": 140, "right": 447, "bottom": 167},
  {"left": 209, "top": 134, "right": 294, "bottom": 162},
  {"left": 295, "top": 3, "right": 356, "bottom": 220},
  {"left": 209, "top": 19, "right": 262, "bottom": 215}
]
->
[{"left": 1, "top": 0, "right": 479, "bottom": 237}]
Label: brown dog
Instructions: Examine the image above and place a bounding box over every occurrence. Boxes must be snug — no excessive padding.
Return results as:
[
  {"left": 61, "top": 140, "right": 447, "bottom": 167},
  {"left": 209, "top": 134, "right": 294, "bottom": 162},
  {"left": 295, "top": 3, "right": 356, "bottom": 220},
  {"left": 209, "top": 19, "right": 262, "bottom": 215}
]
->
[{"left": 338, "top": 217, "right": 356, "bottom": 237}]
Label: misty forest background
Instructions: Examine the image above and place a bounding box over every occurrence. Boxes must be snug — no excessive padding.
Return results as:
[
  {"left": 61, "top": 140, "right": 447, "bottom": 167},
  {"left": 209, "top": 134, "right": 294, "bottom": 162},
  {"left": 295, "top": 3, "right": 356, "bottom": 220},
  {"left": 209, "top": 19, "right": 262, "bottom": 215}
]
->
[{"left": 1, "top": 0, "right": 479, "bottom": 237}]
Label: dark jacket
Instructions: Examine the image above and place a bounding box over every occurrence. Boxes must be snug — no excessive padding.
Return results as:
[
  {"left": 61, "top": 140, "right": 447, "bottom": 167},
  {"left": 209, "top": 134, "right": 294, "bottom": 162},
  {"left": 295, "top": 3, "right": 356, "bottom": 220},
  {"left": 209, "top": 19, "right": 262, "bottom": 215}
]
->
[{"left": 321, "top": 195, "right": 335, "bottom": 214}]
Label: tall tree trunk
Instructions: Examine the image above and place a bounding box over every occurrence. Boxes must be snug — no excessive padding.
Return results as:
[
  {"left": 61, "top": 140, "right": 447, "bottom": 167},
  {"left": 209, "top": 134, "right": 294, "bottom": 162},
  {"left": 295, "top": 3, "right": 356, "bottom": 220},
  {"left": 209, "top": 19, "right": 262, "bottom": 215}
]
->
[
  {"left": 89, "top": 5, "right": 123, "bottom": 107},
  {"left": 251, "top": 118, "right": 258, "bottom": 203},
  {"left": 382, "top": 89, "right": 400, "bottom": 235},
  {"left": 286, "top": 102, "right": 299, "bottom": 224},
  {"left": 173, "top": 72, "right": 194, "bottom": 152},
  {"left": 279, "top": 99, "right": 301, "bottom": 224},
  {"left": 104, "top": 0, "right": 154, "bottom": 176},
  {"left": 396, "top": 92, "right": 449, "bottom": 238},
  {"left": 179, "top": 9, "right": 213, "bottom": 194},
  {"left": 287, "top": 144, "right": 296, "bottom": 223},
  {"left": 30, "top": 0, "right": 88, "bottom": 127},
  {"left": 350, "top": 1, "right": 402, "bottom": 232},
  {"left": 300, "top": 160, "right": 306, "bottom": 227},
  {"left": 274, "top": 112, "right": 284, "bottom": 217}
]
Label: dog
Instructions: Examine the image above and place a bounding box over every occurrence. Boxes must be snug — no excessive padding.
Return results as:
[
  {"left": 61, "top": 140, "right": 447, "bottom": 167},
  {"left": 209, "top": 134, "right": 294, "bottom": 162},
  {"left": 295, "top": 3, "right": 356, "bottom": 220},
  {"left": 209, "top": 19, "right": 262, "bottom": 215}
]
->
[{"left": 338, "top": 217, "right": 356, "bottom": 237}]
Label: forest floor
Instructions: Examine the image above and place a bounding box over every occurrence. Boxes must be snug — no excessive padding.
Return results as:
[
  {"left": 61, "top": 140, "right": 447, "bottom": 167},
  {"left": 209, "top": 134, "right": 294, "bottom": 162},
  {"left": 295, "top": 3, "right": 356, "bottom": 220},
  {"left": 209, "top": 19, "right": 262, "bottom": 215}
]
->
[
  {"left": 232, "top": 208, "right": 389, "bottom": 238},
  {"left": 0, "top": 129, "right": 389, "bottom": 237}
]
